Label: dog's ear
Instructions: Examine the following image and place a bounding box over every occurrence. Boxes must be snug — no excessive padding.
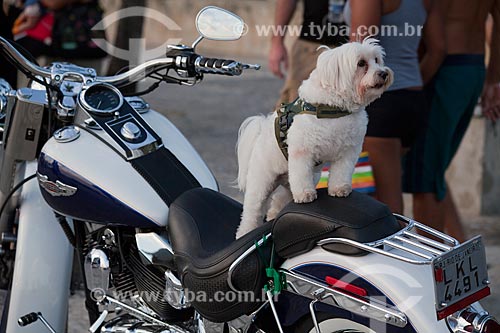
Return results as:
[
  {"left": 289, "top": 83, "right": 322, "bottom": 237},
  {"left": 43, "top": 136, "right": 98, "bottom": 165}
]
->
[
  {"left": 316, "top": 48, "right": 350, "bottom": 93},
  {"left": 384, "top": 67, "right": 395, "bottom": 88},
  {"left": 363, "top": 37, "right": 387, "bottom": 65}
]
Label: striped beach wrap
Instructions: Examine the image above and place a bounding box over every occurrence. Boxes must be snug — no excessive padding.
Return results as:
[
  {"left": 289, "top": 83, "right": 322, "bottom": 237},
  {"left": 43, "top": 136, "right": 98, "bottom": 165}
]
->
[{"left": 316, "top": 152, "right": 376, "bottom": 194}]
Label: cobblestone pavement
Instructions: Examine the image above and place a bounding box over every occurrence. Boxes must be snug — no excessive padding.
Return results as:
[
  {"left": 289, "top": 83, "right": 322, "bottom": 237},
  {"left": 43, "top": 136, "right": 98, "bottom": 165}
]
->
[{"left": 0, "top": 63, "right": 499, "bottom": 330}]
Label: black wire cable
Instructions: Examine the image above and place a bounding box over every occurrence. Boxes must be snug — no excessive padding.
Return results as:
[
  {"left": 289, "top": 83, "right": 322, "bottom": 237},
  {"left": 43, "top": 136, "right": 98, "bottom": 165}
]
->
[
  {"left": 122, "top": 80, "right": 162, "bottom": 97},
  {"left": 4, "top": 39, "right": 40, "bottom": 66},
  {"left": 0, "top": 174, "right": 37, "bottom": 219},
  {"left": 118, "top": 66, "right": 175, "bottom": 96},
  {"left": 45, "top": 78, "right": 54, "bottom": 140},
  {"left": 0, "top": 39, "right": 60, "bottom": 92},
  {"left": 54, "top": 213, "right": 76, "bottom": 247}
]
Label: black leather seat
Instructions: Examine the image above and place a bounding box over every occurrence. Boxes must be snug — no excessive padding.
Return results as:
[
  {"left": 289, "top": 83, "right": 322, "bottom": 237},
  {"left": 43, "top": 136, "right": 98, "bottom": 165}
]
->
[
  {"left": 272, "top": 189, "right": 401, "bottom": 257},
  {"left": 168, "top": 188, "right": 273, "bottom": 323},
  {"left": 168, "top": 188, "right": 401, "bottom": 321}
]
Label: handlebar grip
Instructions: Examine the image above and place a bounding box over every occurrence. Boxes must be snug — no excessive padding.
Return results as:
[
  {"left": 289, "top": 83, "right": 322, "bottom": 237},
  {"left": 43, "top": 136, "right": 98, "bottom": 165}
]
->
[
  {"left": 194, "top": 57, "right": 242, "bottom": 76},
  {"left": 18, "top": 312, "right": 39, "bottom": 327}
]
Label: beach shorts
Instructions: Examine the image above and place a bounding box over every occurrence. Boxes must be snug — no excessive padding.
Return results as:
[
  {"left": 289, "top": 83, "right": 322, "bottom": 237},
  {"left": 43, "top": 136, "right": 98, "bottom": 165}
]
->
[
  {"left": 402, "top": 54, "right": 486, "bottom": 200},
  {"left": 365, "top": 89, "right": 428, "bottom": 148}
]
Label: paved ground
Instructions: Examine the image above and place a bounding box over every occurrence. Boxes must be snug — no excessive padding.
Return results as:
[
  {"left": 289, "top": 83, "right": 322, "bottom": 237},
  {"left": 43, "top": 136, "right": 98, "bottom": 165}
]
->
[{"left": 1, "top": 61, "right": 499, "bottom": 330}]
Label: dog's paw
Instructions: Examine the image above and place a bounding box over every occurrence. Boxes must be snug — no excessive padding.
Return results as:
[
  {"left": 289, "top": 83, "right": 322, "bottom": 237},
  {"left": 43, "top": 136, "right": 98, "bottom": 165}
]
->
[
  {"left": 235, "top": 221, "right": 260, "bottom": 239},
  {"left": 235, "top": 227, "right": 249, "bottom": 239},
  {"left": 266, "top": 209, "right": 279, "bottom": 222},
  {"left": 328, "top": 184, "right": 352, "bottom": 197},
  {"left": 293, "top": 189, "right": 317, "bottom": 203}
]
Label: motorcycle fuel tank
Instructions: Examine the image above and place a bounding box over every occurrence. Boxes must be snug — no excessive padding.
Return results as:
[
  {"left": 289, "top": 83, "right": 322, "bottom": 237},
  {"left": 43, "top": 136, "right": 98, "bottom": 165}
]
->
[{"left": 37, "top": 108, "right": 218, "bottom": 228}]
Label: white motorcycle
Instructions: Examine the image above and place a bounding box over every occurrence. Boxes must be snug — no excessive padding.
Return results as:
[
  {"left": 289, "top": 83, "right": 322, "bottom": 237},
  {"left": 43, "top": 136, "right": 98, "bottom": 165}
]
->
[{"left": 0, "top": 6, "right": 498, "bottom": 333}]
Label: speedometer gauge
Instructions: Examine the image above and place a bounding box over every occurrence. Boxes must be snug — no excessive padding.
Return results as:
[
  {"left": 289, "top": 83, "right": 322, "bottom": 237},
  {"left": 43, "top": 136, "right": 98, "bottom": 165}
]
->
[{"left": 79, "top": 83, "right": 124, "bottom": 116}]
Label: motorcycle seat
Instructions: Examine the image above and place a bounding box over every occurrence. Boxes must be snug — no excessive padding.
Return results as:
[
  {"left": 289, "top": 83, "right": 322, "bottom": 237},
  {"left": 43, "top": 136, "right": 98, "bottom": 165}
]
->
[
  {"left": 272, "top": 188, "right": 401, "bottom": 257},
  {"left": 168, "top": 188, "right": 273, "bottom": 323}
]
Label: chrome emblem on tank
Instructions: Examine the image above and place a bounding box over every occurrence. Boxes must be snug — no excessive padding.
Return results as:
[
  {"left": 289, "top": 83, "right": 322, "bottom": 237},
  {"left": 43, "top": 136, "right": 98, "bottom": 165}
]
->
[{"left": 37, "top": 172, "right": 77, "bottom": 197}]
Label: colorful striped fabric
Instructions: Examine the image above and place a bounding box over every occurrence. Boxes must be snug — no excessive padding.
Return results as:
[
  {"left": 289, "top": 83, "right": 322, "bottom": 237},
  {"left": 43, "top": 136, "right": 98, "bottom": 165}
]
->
[{"left": 316, "top": 152, "right": 376, "bottom": 193}]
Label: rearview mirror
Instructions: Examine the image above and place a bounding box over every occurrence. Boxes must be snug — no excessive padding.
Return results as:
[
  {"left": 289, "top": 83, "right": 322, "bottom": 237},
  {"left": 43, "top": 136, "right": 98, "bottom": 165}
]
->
[{"left": 195, "top": 6, "right": 244, "bottom": 41}]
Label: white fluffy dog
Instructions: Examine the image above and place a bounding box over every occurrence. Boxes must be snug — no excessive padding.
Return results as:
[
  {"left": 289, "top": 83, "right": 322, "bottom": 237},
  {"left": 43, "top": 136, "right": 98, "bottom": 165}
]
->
[{"left": 235, "top": 39, "right": 393, "bottom": 239}]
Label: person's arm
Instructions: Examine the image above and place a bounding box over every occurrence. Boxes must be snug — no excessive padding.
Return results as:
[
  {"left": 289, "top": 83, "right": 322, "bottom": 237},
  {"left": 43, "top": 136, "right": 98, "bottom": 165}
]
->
[
  {"left": 419, "top": 0, "right": 446, "bottom": 84},
  {"left": 482, "top": 0, "right": 500, "bottom": 122},
  {"left": 349, "top": 0, "right": 382, "bottom": 42},
  {"left": 487, "top": 1, "right": 500, "bottom": 84},
  {"left": 268, "top": 0, "right": 297, "bottom": 78},
  {"left": 12, "top": 0, "right": 41, "bottom": 34}
]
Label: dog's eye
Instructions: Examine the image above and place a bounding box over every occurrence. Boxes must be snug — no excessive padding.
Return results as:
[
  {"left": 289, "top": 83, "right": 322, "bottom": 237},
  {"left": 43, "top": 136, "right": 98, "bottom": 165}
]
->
[
  {"left": 375, "top": 57, "right": 379, "bottom": 64},
  {"left": 357, "top": 60, "right": 367, "bottom": 67}
]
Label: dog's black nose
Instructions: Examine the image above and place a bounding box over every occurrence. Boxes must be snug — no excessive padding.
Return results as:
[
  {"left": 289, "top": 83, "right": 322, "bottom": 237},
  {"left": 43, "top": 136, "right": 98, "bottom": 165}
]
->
[{"left": 378, "top": 70, "right": 388, "bottom": 80}]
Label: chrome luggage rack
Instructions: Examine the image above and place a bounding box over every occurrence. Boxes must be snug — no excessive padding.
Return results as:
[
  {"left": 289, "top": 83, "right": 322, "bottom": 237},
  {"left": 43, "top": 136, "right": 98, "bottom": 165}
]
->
[
  {"left": 317, "top": 214, "right": 460, "bottom": 265},
  {"left": 274, "top": 215, "right": 463, "bottom": 333},
  {"left": 230, "top": 215, "right": 463, "bottom": 333}
]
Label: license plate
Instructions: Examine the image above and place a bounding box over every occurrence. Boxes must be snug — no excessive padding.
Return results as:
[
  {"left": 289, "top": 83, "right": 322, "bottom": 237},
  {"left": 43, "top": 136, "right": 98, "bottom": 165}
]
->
[{"left": 432, "top": 236, "right": 490, "bottom": 319}]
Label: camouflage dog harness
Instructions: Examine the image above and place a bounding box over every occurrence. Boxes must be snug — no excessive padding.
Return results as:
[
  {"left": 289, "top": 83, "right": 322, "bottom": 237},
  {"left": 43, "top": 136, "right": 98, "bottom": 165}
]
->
[{"left": 274, "top": 98, "right": 352, "bottom": 159}]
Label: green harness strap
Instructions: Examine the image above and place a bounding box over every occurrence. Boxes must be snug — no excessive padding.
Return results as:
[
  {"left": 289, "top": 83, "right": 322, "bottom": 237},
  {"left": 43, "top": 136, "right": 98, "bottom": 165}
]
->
[
  {"left": 274, "top": 98, "right": 352, "bottom": 160},
  {"left": 255, "top": 235, "right": 286, "bottom": 295}
]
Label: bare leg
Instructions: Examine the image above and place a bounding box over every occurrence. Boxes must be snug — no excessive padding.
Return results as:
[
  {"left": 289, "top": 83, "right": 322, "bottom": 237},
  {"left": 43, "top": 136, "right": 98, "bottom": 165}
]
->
[
  {"left": 266, "top": 185, "right": 293, "bottom": 221},
  {"left": 363, "top": 137, "right": 403, "bottom": 213},
  {"left": 288, "top": 149, "right": 317, "bottom": 203},
  {"left": 443, "top": 188, "right": 467, "bottom": 242},
  {"left": 412, "top": 192, "right": 444, "bottom": 231},
  {"left": 412, "top": 189, "right": 466, "bottom": 242}
]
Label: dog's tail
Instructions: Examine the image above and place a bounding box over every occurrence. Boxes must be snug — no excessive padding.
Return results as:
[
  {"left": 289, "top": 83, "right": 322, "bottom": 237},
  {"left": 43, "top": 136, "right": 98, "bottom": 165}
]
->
[{"left": 236, "top": 115, "right": 265, "bottom": 191}]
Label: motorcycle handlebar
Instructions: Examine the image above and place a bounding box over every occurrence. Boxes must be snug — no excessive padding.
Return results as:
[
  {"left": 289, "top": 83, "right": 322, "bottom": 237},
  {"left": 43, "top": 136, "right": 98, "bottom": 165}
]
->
[
  {"left": 0, "top": 37, "right": 51, "bottom": 79},
  {"left": 18, "top": 312, "right": 39, "bottom": 327},
  {"left": 194, "top": 56, "right": 261, "bottom": 76},
  {"left": 195, "top": 56, "right": 240, "bottom": 75},
  {"left": 1, "top": 37, "right": 259, "bottom": 89},
  {"left": 0, "top": 36, "right": 176, "bottom": 88}
]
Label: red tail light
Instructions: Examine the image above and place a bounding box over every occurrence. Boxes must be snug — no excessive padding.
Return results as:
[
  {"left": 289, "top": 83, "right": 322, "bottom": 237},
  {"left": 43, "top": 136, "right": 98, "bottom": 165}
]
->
[
  {"left": 482, "top": 318, "right": 500, "bottom": 333},
  {"left": 447, "top": 307, "right": 500, "bottom": 333}
]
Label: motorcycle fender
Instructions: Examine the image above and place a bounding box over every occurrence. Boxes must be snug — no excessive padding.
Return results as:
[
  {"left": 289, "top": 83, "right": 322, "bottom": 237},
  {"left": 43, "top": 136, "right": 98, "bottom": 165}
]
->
[
  {"left": 5, "top": 161, "right": 73, "bottom": 333},
  {"left": 278, "top": 246, "right": 451, "bottom": 332}
]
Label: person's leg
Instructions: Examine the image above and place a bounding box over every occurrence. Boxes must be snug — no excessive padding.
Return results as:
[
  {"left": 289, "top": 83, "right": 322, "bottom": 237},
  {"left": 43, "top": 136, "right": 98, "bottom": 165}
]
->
[
  {"left": 441, "top": 65, "right": 484, "bottom": 242},
  {"left": 435, "top": 100, "right": 474, "bottom": 241},
  {"left": 442, "top": 187, "right": 467, "bottom": 242},
  {"left": 363, "top": 137, "right": 403, "bottom": 213},
  {"left": 413, "top": 192, "right": 442, "bottom": 225},
  {"left": 413, "top": 186, "right": 466, "bottom": 242},
  {"left": 276, "top": 39, "right": 324, "bottom": 107},
  {"left": 449, "top": 65, "right": 485, "bottom": 160},
  {"left": 408, "top": 86, "right": 451, "bottom": 230},
  {"left": 406, "top": 62, "right": 482, "bottom": 233}
]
